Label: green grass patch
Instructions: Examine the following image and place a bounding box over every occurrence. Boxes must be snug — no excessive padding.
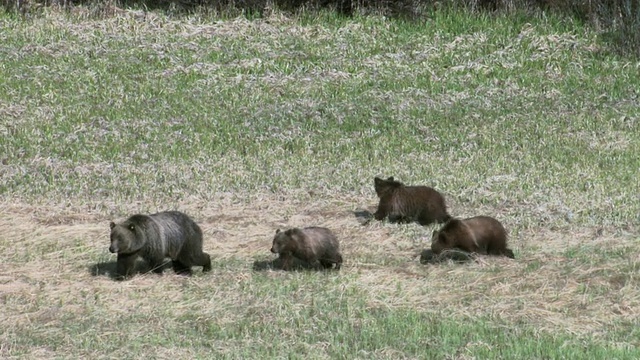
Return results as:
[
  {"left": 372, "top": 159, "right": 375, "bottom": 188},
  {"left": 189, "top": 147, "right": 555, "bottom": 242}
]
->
[
  {"left": 5, "top": 284, "right": 639, "bottom": 358},
  {"left": 1, "top": 9, "right": 638, "bottom": 225}
]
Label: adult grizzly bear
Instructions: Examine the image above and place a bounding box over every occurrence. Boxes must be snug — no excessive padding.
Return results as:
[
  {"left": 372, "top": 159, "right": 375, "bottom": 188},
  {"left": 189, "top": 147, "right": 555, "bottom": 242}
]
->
[
  {"left": 430, "top": 216, "right": 515, "bottom": 258},
  {"left": 270, "top": 227, "right": 343, "bottom": 271},
  {"left": 373, "top": 176, "right": 451, "bottom": 226},
  {"left": 109, "top": 211, "right": 212, "bottom": 279}
]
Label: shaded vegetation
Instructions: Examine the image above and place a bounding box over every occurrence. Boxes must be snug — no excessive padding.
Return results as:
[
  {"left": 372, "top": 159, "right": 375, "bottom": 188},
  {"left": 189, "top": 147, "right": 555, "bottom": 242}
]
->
[{"left": 3, "top": 0, "right": 638, "bottom": 56}]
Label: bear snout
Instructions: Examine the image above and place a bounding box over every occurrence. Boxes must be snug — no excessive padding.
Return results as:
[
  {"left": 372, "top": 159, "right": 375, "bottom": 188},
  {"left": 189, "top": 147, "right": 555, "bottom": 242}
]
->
[
  {"left": 109, "top": 245, "right": 117, "bottom": 253},
  {"left": 270, "top": 247, "right": 277, "bottom": 254}
]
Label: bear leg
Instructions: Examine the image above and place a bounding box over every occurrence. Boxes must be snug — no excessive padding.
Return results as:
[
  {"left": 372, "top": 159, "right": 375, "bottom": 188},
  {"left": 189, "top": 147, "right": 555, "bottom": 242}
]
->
[
  {"left": 116, "top": 252, "right": 138, "bottom": 280},
  {"left": 172, "top": 260, "right": 193, "bottom": 276}
]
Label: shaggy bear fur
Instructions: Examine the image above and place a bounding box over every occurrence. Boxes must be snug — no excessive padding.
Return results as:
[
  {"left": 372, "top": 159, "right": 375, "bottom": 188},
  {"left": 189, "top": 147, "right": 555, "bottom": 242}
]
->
[
  {"left": 109, "top": 211, "right": 212, "bottom": 279},
  {"left": 373, "top": 176, "right": 451, "bottom": 226},
  {"left": 430, "top": 216, "right": 514, "bottom": 258},
  {"left": 270, "top": 227, "right": 343, "bottom": 271}
]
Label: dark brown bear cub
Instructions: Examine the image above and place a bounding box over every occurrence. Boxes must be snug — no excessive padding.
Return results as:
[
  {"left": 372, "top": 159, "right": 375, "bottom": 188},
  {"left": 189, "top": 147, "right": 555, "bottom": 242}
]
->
[
  {"left": 270, "top": 227, "right": 343, "bottom": 271},
  {"left": 373, "top": 176, "right": 451, "bottom": 226},
  {"left": 109, "top": 211, "right": 212, "bottom": 279},
  {"left": 430, "top": 216, "right": 515, "bottom": 258}
]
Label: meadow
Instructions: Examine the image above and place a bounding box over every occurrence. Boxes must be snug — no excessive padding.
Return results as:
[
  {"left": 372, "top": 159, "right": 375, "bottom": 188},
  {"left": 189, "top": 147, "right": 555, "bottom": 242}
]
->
[{"left": 0, "top": 4, "right": 639, "bottom": 358}]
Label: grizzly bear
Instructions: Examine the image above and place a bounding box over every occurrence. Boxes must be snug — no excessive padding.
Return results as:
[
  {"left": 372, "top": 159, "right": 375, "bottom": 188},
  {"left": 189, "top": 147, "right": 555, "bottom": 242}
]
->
[
  {"left": 430, "top": 216, "right": 515, "bottom": 258},
  {"left": 373, "top": 176, "right": 451, "bottom": 226},
  {"left": 109, "top": 211, "right": 212, "bottom": 279},
  {"left": 270, "top": 227, "right": 343, "bottom": 271}
]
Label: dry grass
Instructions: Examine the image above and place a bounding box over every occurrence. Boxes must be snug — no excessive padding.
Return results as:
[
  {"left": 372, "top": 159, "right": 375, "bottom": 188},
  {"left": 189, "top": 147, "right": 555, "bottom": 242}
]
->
[{"left": 1, "top": 195, "right": 638, "bottom": 342}]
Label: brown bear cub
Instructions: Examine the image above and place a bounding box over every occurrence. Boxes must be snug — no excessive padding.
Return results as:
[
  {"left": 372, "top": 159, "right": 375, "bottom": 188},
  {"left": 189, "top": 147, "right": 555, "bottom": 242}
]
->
[
  {"left": 430, "top": 216, "right": 515, "bottom": 259},
  {"left": 270, "top": 227, "right": 343, "bottom": 271},
  {"left": 109, "top": 211, "right": 212, "bottom": 279},
  {"left": 373, "top": 176, "right": 451, "bottom": 226}
]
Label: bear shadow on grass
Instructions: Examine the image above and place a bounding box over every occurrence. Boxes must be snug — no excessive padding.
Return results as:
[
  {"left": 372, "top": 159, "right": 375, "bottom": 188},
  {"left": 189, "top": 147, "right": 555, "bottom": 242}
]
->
[
  {"left": 353, "top": 209, "right": 374, "bottom": 225},
  {"left": 419, "top": 249, "right": 476, "bottom": 265},
  {"left": 252, "top": 256, "right": 331, "bottom": 272},
  {"left": 89, "top": 259, "right": 173, "bottom": 280}
]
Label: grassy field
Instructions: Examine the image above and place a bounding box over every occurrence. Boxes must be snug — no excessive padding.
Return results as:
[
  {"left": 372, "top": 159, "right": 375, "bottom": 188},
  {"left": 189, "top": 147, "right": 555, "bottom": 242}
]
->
[{"left": 1, "top": 4, "right": 639, "bottom": 358}]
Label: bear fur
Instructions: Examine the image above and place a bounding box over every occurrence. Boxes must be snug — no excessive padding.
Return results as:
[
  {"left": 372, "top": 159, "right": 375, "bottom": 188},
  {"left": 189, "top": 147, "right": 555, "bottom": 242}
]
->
[
  {"left": 430, "top": 216, "right": 514, "bottom": 258},
  {"left": 373, "top": 176, "right": 451, "bottom": 226},
  {"left": 270, "top": 227, "right": 343, "bottom": 271},
  {"left": 109, "top": 210, "right": 212, "bottom": 279}
]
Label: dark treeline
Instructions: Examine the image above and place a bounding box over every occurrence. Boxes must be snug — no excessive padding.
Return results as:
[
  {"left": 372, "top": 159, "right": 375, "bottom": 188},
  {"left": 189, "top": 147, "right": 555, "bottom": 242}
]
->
[{"left": 3, "top": 0, "right": 639, "bottom": 57}]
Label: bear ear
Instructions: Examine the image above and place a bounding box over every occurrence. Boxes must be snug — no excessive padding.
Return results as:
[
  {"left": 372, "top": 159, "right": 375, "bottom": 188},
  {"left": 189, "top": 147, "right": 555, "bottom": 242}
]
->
[
  {"left": 109, "top": 222, "right": 116, "bottom": 230},
  {"left": 284, "top": 229, "right": 294, "bottom": 236},
  {"left": 387, "top": 176, "right": 394, "bottom": 181},
  {"left": 275, "top": 229, "right": 281, "bottom": 234}
]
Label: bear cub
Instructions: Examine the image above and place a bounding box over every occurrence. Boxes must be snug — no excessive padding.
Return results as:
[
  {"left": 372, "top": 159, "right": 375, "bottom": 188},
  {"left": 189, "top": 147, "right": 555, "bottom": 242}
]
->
[
  {"left": 430, "top": 216, "right": 514, "bottom": 259},
  {"left": 373, "top": 176, "right": 451, "bottom": 226},
  {"left": 270, "top": 227, "right": 343, "bottom": 271}
]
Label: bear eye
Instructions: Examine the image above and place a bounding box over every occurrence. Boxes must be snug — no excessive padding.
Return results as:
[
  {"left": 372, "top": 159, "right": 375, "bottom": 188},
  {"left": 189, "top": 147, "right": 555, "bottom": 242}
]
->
[{"left": 129, "top": 224, "right": 135, "bottom": 231}]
